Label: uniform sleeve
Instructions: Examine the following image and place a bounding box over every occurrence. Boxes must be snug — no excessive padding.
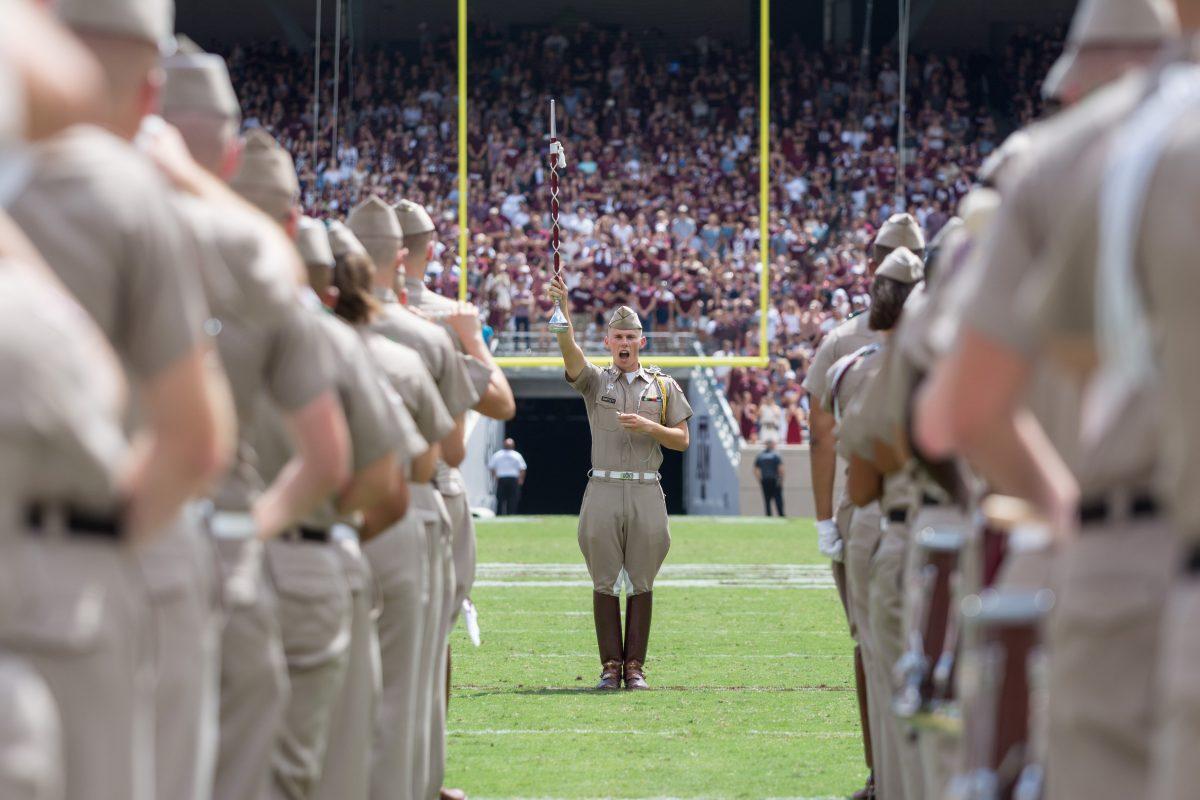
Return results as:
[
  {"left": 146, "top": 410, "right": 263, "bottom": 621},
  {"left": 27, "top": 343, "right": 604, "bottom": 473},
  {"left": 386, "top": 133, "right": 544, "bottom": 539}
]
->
[
  {"left": 955, "top": 177, "right": 1041, "bottom": 355},
  {"left": 408, "top": 367, "right": 457, "bottom": 446},
  {"left": 568, "top": 360, "right": 603, "bottom": 399},
  {"left": 516, "top": 452, "right": 527, "bottom": 470},
  {"left": 339, "top": 337, "right": 406, "bottom": 471},
  {"left": 461, "top": 353, "right": 493, "bottom": 400},
  {"left": 1018, "top": 192, "right": 1099, "bottom": 346},
  {"left": 664, "top": 375, "right": 692, "bottom": 427},
  {"left": 802, "top": 330, "right": 838, "bottom": 398},
  {"left": 431, "top": 328, "right": 481, "bottom": 416},
  {"left": 124, "top": 185, "right": 212, "bottom": 378},
  {"left": 264, "top": 305, "right": 337, "bottom": 413},
  {"left": 375, "top": 375, "right": 429, "bottom": 464}
]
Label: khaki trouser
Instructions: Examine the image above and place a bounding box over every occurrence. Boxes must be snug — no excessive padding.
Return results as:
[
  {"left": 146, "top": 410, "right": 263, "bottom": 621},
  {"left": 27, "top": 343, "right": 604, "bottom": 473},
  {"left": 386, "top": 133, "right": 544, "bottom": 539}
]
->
[
  {"left": 364, "top": 514, "right": 428, "bottom": 800},
  {"left": 578, "top": 478, "right": 671, "bottom": 596},
  {"left": 0, "top": 531, "right": 154, "bottom": 800},
  {"left": 1045, "top": 517, "right": 1176, "bottom": 800},
  {"left": 869, "top": 512, "right": 923, "bottom": 800},
  {"left": 1148, "top": 571, "right": 1200, "bottom": 800},
  {"left": 212, "top": 537, "right": 290, "bottom": 800},
  {"left": 0, "top": 654, "right": 62, "bottom": 800},
  {"left": 410, "top": 485, "right": 451, "bottom": 800},
  {"left": 137, "top": 510, "right": 220, "bottom": 800},
  {"left": 902, "top": 505, "right": 967, "bottom": 800},
  {"left": 265, "top": 538, "right": 352, "bottom": 800},
  {"left": 846, "top": 504, "right": 890, "bottom": 793},
  {"left": 315, "top": 527, "right": 380, "bottom": 800},
  {"left": 443, "top": 491, "right": 476, "bottom": 615}
]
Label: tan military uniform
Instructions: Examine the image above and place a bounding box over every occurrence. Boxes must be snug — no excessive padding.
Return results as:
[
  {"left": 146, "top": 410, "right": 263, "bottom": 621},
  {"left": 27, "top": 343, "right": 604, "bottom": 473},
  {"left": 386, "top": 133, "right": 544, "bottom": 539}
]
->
[
  {"left": 0, "top": 265, "right": 136, "bottom": 800},
  {"left": 255, "top": 310, "right": 419, "bottom": 800},
  {"left": 953, "top": 71, "right": 1174, "bottom": 800},
  {"left": 822, "top": 345, "right": 902, "bottom": 799},
  {"left": 1011, "top": 65, "right": 1199, "bottom": 800},
  {"left": 355, "top": 327, "right": 455, "bottom": 800},
  {"left": 180, "top": 206, "right": 339, "bottom": 800},
  {"left": 569, "top": 362, "right": 692, "bottom": 593},
  {"left": 9, "top": 126, "right": 212, "bottom": 800}
]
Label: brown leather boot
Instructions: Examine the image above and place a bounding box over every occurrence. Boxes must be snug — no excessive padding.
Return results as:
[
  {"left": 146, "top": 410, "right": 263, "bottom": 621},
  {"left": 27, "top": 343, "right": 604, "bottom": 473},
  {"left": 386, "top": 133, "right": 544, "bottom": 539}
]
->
[
  {"left": 850, "top": 773, "right": 875, "bottom": 799},
  {"left": 623, "top": 592, "right": 653, "bottom": 690},
  {"left": 439, "top": 788, "right": 467, "bottom": 800},
  {"left": 593, "top": 592, "right": 623, "bottom": 690}
]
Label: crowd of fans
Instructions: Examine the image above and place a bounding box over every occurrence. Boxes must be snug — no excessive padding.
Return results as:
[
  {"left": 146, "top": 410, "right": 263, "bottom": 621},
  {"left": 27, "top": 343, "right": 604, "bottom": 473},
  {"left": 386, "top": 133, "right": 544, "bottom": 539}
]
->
[{"left": 220, "top": 20, "right": 1063, "bottom": 444}]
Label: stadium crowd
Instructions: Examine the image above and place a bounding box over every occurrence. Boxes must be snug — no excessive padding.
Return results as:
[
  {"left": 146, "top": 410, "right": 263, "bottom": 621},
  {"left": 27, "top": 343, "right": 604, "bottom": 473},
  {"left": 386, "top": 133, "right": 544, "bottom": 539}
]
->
[{"left": 221, "top": 21, "right": 1063, "bottom": 443}]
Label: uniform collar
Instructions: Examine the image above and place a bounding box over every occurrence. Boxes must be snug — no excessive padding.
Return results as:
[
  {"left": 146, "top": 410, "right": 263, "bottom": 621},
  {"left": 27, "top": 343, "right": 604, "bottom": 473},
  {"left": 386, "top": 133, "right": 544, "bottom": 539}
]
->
[
  {"left": 373, "top": 286, "right": 399, "bottom": 304},
  {"left": 608, "top": 364, "right": 649, "bottom": 384},
  {"left": 402, "top": 276, "right": 425, "bottom": 301}
]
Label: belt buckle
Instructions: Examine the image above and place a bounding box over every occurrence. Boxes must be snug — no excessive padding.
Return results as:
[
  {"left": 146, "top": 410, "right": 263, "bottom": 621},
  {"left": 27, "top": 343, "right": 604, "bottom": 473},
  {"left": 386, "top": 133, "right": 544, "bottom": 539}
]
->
[{"left": 619, "top": 471, "right": 636, "bottom": 481}]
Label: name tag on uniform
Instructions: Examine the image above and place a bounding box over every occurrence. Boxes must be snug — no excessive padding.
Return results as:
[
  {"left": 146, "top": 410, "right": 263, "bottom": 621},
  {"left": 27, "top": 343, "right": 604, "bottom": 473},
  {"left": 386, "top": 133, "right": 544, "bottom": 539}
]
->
[{"left": 600, "top": 395, "right": 617, "bottom": 405}]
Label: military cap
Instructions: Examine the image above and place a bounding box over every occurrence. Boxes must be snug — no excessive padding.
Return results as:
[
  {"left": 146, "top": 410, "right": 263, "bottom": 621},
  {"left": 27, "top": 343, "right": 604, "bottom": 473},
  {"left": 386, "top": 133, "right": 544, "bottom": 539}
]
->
[
  {"left": 296, "top": 217, "right": 334, "bottom": 269},
  {"left": 608, "top": 305, "right": 643, "bottom": 331},
  {"left": 327, "top": 220, "right": 368, "bottom": 259},
  {"left": 230, "top": 128, "right": 298, "bottom": 221},
  {"left": 173, "top": 35, "right": 204, "bottom": 55},
  {"left": 978, "top": 130, "right": 1032, "bottom": 189},
  {"left": 394, "top": 199, "right": 436, "bottom": 237},
  {"left": 875, "top": 247, "right": 924, "bottom": 285},
  {"left": 874, "top": 212, "right": 925, "bottom": 252},
  {"left": 162, "top": 51, "right": 241, "bottom": 120},
  {"left": 58, "top": 0, "right": 174, "bottom": 49},
  {"left": 958, "top": 187, "right": 1001, "bottom": 239},
  {"left": 347, "top": 195, "right": 403, "bottom": 270},
  {"left": 1043, "top": 0, "right": 1178, "bottom": 101}
]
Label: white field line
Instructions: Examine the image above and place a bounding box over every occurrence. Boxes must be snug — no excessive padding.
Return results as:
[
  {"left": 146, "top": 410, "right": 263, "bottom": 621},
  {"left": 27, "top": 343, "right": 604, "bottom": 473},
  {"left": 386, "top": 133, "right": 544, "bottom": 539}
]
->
[
  {"left": 484, "top": 653, "right": 851, "bottom": 660},
  {"left": 474, "top": 516, "right": 795, "bottom": 525},
  {"left": 451, "top": 728, "right": 857, "bottom": 739},
  {"left": 474, "top": 563, "right": 834, "bottom": 590},
  {"left": 470, "top": 796, "right": 842, "bottom": 800}
]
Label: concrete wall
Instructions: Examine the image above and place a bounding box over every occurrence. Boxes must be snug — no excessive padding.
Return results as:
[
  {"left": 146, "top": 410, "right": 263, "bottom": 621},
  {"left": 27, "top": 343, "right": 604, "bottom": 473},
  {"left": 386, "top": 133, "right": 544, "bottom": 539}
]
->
[{"left": 461, "top": 411, "right": 505, "bottom": 513}]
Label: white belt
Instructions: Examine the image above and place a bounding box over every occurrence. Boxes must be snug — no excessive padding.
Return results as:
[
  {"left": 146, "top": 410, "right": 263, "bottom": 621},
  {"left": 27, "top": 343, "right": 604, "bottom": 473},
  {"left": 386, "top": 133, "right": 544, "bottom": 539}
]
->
[
  {"left": 209, "top": 511, "right": 258, "bottom": 540},
  {"left": 330, "top": 523, "right": 359, "bottom": 544},
  {"left": 589, "top": 470, "right": 660, "bottom": 482}
]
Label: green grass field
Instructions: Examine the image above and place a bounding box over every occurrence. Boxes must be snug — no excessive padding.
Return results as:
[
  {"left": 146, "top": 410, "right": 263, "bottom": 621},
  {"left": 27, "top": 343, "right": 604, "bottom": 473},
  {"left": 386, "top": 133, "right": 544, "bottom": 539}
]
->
[{"left": 445, "top": 516, "right": 864, "bottom": 799}]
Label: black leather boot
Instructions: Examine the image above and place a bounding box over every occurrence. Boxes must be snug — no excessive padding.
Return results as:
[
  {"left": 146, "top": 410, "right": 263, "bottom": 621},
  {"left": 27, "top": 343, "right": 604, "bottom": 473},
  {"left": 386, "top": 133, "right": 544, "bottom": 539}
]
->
[
  {"left": 593, "top": 592, "right": 623, "bottom": 690},
  {"left": 623, "top": 591, "right": 653, "bottom": 690}
]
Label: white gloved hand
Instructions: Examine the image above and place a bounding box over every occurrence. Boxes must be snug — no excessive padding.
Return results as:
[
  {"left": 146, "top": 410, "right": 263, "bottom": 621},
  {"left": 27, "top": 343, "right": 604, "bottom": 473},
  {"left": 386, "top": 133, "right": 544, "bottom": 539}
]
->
[{"left": 816, "top": 518, "right": 844, "bottom": 562}]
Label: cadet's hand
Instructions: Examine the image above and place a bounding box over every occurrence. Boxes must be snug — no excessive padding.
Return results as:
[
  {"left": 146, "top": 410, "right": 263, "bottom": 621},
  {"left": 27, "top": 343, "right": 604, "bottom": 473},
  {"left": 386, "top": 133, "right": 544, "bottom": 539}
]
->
[
  {"left": 816, "top": 518, "right": 844, "bottom": 562},
  {"left": 546, "top": 274, "right": 568, "bottom": 306},
  {"left": 618, "top": 413, "right": 654, "bottom": 434},
  {"left": 443, "top": 302, "right": 483, "bottom": 343}
]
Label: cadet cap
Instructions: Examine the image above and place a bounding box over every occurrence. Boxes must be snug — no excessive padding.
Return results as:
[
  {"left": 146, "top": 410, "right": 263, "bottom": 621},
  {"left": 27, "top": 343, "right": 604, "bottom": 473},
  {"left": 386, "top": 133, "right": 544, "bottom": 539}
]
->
[
  {"left": 162, "top": 51, "right": 240, "bottom": 120},
  {"left": 874, "top": 212, "right": 925, "bottom": 252},
  {"left": 296, "top": 216, "right": 334, "bottom": 269},
  {"left": 394, "top": 199, "right": 436, "bottom": 237},
  {"left": 58, "top": 0, "right": 173, "bottom": 49},
  {"left": 348, "top": 195, "right": 403, "bottom": 269},
  {"left": 608, "top": 305, "right": 644, "bottom": 331},
  {"left": 327, "top": 220, "right": 368, "bottom": 259},
  {"left": 875, "top": 247, "right": 924, "bottom": 285},
  {"left": 230, "top": 128, "right": 298, "bottom": 221}
]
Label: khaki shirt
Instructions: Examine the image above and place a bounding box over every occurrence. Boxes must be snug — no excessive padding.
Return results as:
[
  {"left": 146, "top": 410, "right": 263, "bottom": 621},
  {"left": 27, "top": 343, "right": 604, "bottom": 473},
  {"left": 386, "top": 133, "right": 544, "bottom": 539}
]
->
[
  {"left": 822, "top": 344, "right": 885, "bottom": 462},
  {"left": 256, "top": 311, "right": 418, "bottom": 529},
  {"left": 9, "top": 127, "right": 209, "bottom": 379},
  {"left": 1025, "top": 74, "right": 1200, "bottom": 534},
  {"left": 802, "top": 312, "right": 882, "bottom": 402},
  {"left": 959, "top": 72, "right": 1158, "bottom": 497},
  {"left": 568, "top": 362, "right": 692, "bottom": 473},
  {"left": 179, "top": 202, "right": 338, "bottom": 513},
  {"left": 358, "top": 327, "right": 452, "bottom": 450},
  {"left": 0, "top": 264, "right": 127, "bottom": 511}
]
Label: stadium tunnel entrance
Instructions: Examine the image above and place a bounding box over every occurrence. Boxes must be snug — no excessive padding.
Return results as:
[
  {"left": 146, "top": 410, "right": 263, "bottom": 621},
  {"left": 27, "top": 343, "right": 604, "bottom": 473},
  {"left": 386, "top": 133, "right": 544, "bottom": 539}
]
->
[{"left": 502, "top": 377, "right": 685, "bottom": 516}]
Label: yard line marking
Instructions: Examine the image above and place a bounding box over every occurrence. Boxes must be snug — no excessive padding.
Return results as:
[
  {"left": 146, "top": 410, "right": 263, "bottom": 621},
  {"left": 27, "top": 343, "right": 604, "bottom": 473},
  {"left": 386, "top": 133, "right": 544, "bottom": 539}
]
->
[
  {"left": 470, "top": 796, "right": 843, "bottom": 800},
  {"left": 454, "top": 684, "right": 852, "bottom": 693},
  {"left": 451, "top": 729, "right": 857, "bottom": 739},
  {"left": 476, "top": 653, "right": 852, "bottom": 660},
  {"left": 473, "top": 563, "right": 835, "bottom": 590}
]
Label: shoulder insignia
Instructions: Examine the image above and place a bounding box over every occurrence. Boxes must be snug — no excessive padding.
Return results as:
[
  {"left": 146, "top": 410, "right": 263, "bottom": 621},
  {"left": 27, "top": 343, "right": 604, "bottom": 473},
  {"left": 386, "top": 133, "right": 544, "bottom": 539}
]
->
[
  {"left": 644, "top": 365, "right": 663, "bottom": 375},
  {"left": 847, "top": 309, "right": 866, "bottom": 320}
]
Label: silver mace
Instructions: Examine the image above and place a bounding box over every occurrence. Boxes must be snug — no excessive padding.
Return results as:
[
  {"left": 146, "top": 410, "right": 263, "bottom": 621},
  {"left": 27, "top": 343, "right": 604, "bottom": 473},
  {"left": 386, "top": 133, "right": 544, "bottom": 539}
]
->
[{"left": 547, "top": 98, "right": 571, "bottom": 332}]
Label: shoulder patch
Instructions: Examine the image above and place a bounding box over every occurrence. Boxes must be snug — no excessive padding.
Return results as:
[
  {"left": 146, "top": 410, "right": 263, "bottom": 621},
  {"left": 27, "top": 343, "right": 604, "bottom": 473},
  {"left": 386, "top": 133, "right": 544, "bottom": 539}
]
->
[{"left": 644, "top": 365, "right": 663, "bottom": 375}]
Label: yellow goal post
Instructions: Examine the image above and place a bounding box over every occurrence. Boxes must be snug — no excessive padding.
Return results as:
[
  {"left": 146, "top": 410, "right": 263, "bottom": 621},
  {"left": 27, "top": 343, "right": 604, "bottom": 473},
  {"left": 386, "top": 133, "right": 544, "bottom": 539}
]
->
[{"left": 457, "top": 0, "right": 771, "bottom": 369}]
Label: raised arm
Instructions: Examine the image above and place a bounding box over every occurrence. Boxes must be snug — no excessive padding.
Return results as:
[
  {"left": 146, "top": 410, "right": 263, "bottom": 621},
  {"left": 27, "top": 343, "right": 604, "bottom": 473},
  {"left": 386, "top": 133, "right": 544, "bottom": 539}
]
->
[{"left": 547, "top": 274, "right": 587, "bottom": 381}]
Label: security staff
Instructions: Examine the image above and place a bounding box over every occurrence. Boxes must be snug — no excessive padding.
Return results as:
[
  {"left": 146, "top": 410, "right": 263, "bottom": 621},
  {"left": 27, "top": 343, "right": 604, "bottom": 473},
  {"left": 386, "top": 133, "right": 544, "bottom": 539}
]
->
[
  {"left": 802, "top": 212, "right": 925, "bottom": 800},
  {"left": 547, "top": 276, "right": 692, "bottom": 690},
  {"left": 488, "top": 439, "right": 528, "bottom": 516},
  {"left": 7, "top": 1, "right": 237, "bottom": 797}
]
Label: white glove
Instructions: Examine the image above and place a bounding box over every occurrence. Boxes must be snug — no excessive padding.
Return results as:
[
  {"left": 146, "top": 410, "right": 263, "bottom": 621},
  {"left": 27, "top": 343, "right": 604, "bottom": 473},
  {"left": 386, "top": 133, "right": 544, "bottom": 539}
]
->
[
  {"left": 816, "top": 518, "right": 844, "bottom": 562},
  {"left": 462, "top": 599, "right": 481, "bottom": 647}
]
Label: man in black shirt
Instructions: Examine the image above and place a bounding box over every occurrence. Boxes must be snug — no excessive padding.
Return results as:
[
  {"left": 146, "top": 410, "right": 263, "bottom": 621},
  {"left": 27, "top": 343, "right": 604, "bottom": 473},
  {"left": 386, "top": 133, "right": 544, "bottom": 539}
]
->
[{"left": 754, "top": 440, "right": 786, "bottom": 516}]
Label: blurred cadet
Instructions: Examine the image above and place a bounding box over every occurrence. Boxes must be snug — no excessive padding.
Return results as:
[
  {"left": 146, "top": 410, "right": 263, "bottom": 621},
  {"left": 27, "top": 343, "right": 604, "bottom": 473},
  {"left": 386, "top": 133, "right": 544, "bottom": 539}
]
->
[
  {"left": 488, "top": 438, "right": 528, "bottom": 516},
  {"left": 157, "top": 49, "right": 353, "bottom": 800},
  {"left": 7, "top": 1, "right": 239, "bottom": 798},
  {"left": 546, "top": 277, "right": 693, "bottom": 691},
  {"left": 828, "top": 247, "right": 923, "bottom": 800},
  {"left": 752, "top": 440, "right": 785, "bottom": 517},
  {"left": 341, "top": 198, "right": 457, "bottom": 800},
  {"left": 801, "top": 212, "right": 924, "bottom": 800},
  {"left": 347, "top": 203, "right": 477, "bottom": 800},
  {"left": 916, "top": 2, "right": 1182, "bottom": 798},
  {"left": 396, "top": 197, "right": 516, "bottom": 800}
]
